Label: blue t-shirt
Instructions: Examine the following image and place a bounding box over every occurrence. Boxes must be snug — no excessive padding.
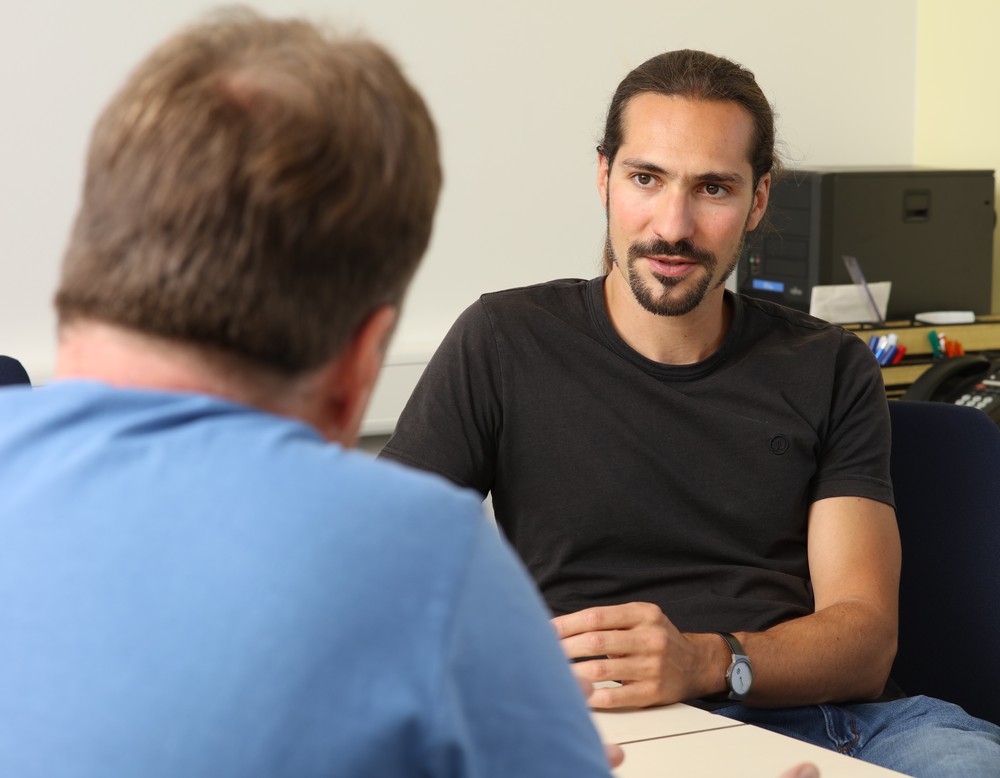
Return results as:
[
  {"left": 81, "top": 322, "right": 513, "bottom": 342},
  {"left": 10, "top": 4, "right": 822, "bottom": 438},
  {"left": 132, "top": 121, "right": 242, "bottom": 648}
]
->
[{"left": 0, "top": 381, "right": 609, "bottom": 777}]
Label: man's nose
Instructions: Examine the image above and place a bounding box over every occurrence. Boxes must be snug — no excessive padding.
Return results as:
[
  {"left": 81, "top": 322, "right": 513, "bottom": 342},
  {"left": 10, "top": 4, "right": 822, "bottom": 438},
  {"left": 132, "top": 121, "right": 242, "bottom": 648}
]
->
[{"left": 650, "top": 189, "right": 696, "bottom": 245}]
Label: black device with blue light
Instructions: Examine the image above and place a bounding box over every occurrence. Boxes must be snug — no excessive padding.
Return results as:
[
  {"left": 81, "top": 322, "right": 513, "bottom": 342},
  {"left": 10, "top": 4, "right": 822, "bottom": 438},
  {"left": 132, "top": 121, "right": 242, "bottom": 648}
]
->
[{"left": 738, "top": 166, "right": 995, "bottom": 320}]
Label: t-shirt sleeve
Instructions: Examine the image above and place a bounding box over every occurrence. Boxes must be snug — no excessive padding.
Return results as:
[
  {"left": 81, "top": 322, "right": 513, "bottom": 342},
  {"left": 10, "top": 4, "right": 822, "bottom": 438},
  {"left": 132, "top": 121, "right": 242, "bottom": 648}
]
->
[
  {"left": 380, "top": 299, "right": 502, "bottom": 496},
  {"left": 810, "top": 330, "right": 895, "bottom": 508},
  {"left": 424, "top": 518, "right": 612, "bottom": 778}
]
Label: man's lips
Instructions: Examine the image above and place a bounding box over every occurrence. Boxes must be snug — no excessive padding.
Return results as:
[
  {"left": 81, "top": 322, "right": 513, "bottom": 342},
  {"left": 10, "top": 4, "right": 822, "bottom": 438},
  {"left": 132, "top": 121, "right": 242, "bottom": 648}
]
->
[{"left": 646, "top": 256, "right": 699, "bottom": 277}]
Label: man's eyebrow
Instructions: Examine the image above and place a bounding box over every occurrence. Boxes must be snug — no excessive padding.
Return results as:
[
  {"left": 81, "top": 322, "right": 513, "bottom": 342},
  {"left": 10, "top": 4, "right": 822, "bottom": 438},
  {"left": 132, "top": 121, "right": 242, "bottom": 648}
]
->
[
  {"left": 618, "top": 157, "right": 747, "bottom": 185},
  {"left": 618, "top": 158, "right": 670, "bottom": 176},
  {"left": 699, "top": 171, "right": 747, "bottom": 185}
]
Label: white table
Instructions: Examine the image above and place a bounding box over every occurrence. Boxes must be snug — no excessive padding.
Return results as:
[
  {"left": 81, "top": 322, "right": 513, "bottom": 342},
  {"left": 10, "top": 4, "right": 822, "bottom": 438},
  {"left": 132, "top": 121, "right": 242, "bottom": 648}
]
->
[{"left": 591, "top": 704, "right": 909, "bottom": 777}]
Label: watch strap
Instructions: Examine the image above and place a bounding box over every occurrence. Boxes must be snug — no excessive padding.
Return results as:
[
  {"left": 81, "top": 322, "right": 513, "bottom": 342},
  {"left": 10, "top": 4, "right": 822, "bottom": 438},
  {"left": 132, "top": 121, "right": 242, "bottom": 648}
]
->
[{"left": 717, "top": 631, "right": 746, "bottom": 657}]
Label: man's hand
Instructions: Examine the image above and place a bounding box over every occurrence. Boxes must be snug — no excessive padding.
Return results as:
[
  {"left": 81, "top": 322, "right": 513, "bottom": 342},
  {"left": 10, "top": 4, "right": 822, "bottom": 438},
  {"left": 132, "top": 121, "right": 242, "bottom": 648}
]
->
[{"left": 553, "top": 602, "right": 723, "bottom": 708}]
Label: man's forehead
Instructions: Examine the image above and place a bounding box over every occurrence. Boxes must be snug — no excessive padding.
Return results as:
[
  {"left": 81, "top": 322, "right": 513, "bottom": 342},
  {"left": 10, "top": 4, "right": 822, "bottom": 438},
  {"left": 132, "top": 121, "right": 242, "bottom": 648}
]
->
[{"left": 616, "top": 92, "right": 755, "bottom": 175}]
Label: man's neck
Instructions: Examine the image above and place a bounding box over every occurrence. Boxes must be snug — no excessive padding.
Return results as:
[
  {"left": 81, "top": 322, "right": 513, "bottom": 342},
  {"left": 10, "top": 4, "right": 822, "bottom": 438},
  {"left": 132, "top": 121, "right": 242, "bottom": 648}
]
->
[
  {"left": 603, "top": 273, "right": 732, "bottom": 365},
  {"left": 55, "top": 320, "right": 321, "bottom": 424}
]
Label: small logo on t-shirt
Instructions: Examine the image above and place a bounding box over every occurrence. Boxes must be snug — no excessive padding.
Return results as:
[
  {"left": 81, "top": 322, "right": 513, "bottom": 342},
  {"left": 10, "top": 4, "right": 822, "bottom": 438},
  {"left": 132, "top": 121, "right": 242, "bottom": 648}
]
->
[{"left": 769, "top": 435, "right": 789, "bottom": 455}]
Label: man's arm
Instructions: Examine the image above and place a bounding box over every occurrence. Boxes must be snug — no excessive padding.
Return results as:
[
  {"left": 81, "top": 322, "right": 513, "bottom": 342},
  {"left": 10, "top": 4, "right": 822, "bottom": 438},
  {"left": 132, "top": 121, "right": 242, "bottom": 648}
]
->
[
  {"left": 555, "top": 495, "right": 900, "bottom": 709},
  {"left": 738, "top": 495, "right": 900, "bottom": 705},
  {"left": 379, "top": 299, "right": 501, "bottom": 494}
]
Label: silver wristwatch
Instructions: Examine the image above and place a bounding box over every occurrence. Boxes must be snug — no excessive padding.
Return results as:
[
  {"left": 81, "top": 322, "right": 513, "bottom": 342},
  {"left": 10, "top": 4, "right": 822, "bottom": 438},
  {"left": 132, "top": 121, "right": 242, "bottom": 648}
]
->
[{"left": 717, "top": 632, "right": 753, "bottom": 701}]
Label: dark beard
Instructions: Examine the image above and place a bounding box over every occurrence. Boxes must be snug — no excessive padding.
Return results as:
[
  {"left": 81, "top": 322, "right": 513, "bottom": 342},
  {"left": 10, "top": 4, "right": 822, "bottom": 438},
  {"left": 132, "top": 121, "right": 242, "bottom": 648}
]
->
[{"left": 607, "top": 235, "right": 744, "bottom": 317}]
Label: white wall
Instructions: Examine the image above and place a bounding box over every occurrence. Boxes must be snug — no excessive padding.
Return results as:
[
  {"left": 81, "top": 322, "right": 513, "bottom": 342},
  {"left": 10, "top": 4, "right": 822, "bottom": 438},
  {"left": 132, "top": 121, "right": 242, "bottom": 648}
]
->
[{"left": 0, "top": 0, "right": 918, "bottom": 423}]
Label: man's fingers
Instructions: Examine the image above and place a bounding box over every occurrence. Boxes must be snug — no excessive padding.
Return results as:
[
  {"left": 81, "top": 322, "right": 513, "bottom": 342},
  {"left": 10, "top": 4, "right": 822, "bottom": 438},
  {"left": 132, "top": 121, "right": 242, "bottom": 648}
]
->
[
  {"left": 569, "top": 653, "right": 653, "bottom": 684},
  {"left": 574, "top": 665, "right": 662, "bottom": 710},
  {"left": 605, "top": 742, "right": 625, "bottom": 769},
  {"left": 558, "top": 628, "right": 634, "bottom": 661},
  {"left": 586, "top": 679, "right": 663, "bottom": 709},
  {"left": 779, "top": 763, "right": 820, "bottom": 778},
  {"left": 552, "top": 602, "right": 663, "bottom": 638}
]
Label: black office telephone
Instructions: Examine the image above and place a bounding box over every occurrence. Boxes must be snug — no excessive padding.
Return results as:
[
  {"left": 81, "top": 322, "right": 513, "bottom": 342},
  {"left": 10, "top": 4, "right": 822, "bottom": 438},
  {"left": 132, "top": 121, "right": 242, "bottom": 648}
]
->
[{"left": 902, "top": 354, "right": 1000, "bottom": 424}]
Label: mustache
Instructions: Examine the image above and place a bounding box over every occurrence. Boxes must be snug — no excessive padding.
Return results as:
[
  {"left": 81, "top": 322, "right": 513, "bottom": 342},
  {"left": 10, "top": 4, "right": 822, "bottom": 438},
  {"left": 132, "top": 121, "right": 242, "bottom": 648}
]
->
[{"left": 627, "top": 238, "right": 715, "bottom": 265}]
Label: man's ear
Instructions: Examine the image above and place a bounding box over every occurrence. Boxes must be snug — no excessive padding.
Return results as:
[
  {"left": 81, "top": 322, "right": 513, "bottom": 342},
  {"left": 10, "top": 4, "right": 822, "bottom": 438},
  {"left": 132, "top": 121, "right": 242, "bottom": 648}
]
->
[
  {"left": 317, "top": 305, "right": 397, "bottom": 447},
  {"left": 597, "top": 150, "right": 611, "bottom": 210},
  {"left": 746, "top": 172, "right": 771, "bottom": 232}
]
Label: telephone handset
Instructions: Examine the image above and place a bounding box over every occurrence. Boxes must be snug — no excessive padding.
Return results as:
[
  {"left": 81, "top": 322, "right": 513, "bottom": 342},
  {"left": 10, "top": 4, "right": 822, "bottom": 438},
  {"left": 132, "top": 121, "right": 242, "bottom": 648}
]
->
[{"left": 902, "top": 354, "right": 1000, "bottom": 424}]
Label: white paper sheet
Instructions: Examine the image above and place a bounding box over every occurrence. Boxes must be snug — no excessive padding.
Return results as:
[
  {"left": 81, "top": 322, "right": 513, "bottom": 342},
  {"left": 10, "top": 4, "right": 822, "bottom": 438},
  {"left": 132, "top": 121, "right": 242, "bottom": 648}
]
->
[{"left": 809, "top": 282, "right": 892, "bottom": 324}]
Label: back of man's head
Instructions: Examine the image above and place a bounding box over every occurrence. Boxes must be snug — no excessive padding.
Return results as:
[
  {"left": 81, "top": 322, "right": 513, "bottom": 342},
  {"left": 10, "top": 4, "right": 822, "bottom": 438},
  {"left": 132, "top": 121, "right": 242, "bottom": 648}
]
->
[{"left": 55, "top": 9, "right": 441, "bottom": 377}]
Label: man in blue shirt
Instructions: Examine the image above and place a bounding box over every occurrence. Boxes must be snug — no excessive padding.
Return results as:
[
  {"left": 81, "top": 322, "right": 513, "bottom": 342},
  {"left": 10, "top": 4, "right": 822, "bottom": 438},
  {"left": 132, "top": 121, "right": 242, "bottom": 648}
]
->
[{"left": 0, "top": 11, "right": 616, "bottom": 776}]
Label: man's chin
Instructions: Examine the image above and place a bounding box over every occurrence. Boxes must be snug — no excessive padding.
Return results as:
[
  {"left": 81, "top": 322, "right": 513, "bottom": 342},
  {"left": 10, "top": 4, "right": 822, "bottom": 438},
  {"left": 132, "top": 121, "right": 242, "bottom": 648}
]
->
[
  {"left": 633, "top": 286, "right": 706, "bottom": 317},
  {"left": 650, "top": 275, "right": 712, "bottom": 309}
]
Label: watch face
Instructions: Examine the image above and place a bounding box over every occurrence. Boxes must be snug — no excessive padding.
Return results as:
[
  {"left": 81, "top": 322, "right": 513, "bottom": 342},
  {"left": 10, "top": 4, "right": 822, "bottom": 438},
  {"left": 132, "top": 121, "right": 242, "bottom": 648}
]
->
[{"left": 730, "top": 659, "right": 752, "bottom": 695}]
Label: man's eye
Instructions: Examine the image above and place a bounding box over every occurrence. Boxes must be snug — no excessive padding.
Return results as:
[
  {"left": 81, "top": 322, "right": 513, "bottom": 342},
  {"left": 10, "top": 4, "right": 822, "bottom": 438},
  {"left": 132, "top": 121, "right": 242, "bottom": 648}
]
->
[
  {"left": 704, "top": 183, "right": 726, "bottom": 196},
  {"left": 634, "top": 174, "right": 654, "bottom": 186}
]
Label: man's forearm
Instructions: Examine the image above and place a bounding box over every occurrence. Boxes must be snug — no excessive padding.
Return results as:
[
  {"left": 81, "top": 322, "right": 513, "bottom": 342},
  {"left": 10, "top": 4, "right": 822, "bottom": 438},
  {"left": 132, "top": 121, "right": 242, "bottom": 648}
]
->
[{"left": 731, "top": 600, "right": 897, "bottom": 707}]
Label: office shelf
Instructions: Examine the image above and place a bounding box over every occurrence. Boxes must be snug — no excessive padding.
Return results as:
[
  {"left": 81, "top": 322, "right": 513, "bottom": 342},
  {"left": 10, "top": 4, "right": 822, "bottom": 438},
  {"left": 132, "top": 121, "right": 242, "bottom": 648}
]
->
[{"left": 846, "top": 316, "right": 1000, "bottom": 397}]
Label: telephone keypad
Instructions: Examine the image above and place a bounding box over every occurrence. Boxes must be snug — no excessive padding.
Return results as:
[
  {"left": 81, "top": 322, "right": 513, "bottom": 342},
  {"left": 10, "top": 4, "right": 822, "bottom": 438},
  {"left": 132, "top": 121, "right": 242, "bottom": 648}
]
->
[
  {"left": 954, "top": 370, "right": 1000, "bottom": 414},
  {"left": 956, "top": 392, "right": 998, "bottom": 412}
]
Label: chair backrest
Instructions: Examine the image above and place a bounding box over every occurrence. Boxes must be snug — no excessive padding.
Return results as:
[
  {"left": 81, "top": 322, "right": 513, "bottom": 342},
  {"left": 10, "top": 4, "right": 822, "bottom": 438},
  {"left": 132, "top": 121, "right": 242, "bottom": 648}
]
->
[
  {"left": 0, "top": 356, "right": 30, "bottom": 387},
  {"left": 888, "top": 400, "right": 1000, "bottom": 725}
]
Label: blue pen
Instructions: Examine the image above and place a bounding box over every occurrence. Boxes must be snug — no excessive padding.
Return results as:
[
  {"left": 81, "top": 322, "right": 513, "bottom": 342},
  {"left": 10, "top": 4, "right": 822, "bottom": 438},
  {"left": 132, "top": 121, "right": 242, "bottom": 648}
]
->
[
  {"left": 874, "top": 334, "right": 896, "bottom": 365},
  {"left": 868, "top": 335, "right": 880, "bottom": 352}
]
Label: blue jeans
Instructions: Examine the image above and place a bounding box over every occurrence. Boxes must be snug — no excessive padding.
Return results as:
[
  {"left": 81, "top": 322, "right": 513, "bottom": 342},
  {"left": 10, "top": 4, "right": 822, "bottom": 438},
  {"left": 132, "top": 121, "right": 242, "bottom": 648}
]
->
[{"left": 714, "top": 696, "right": 1000, "bottom": 777}]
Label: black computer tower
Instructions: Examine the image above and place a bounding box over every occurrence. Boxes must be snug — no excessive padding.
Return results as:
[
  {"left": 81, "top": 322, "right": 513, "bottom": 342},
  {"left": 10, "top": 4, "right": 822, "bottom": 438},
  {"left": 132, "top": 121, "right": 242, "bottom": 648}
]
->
[{"left": 737, "top": 167, "right": 996, "bottom": 319}]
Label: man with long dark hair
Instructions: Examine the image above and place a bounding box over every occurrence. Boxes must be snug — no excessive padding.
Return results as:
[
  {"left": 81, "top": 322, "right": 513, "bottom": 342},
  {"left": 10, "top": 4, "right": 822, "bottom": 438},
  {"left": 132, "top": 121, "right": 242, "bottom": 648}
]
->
[{"left": 384, "top": 49, "right": 1000, "bottom": 776}]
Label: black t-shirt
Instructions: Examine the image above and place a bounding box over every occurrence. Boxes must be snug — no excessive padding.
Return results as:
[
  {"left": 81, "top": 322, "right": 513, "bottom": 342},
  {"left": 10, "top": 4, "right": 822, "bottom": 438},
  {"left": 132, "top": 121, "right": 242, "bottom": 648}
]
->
[{"left": 382, "top": 277, "right": 894, "bottom": 633}]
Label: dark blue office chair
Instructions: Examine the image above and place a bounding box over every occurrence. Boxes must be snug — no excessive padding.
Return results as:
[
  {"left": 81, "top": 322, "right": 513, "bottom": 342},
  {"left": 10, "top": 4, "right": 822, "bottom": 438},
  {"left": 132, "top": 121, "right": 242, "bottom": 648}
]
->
[
  {"left": 0, "top": 356, "right": 30, "bottom": 387},
  {"left": 888, "top": 400, "right": 1000, "bottom": 726}
]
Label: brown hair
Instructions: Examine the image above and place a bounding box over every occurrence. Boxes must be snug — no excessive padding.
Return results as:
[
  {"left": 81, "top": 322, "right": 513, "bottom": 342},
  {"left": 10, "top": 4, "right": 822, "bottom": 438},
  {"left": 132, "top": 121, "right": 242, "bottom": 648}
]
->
[
  {"left": 600, "top": 49, "right": 777, "bottom": 184},
  {"left": 56, "top": 9, "right": 441, "bottom": 375}
]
